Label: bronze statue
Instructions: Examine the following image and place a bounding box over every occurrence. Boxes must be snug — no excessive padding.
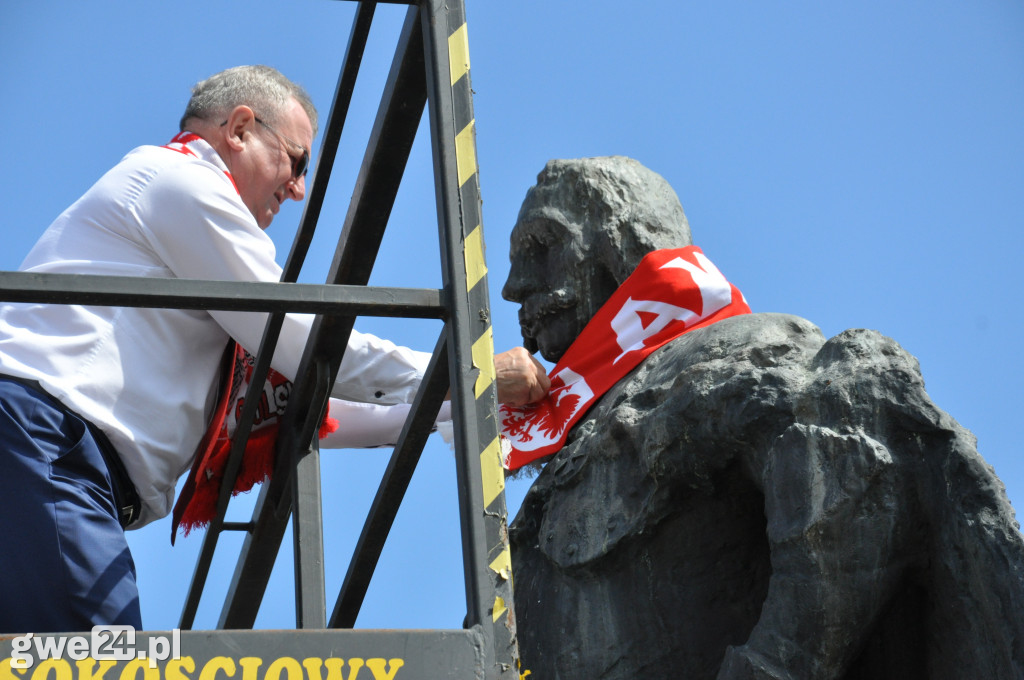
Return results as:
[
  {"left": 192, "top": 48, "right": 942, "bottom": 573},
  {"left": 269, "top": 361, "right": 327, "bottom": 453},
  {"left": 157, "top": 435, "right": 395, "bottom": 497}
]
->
[{"left": 504, "top": 156, "right": 1024, "bottom": 680}]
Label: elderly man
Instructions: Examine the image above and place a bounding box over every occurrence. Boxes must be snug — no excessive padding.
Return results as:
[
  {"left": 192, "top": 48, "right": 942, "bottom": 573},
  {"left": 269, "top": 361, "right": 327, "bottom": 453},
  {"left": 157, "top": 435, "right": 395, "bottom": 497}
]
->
[
  {"left": 0, "top": 65, "right": 547, "bottom": 634},
  {"left": 502, "top": 157, "right": 1024, "bottom": 679}
]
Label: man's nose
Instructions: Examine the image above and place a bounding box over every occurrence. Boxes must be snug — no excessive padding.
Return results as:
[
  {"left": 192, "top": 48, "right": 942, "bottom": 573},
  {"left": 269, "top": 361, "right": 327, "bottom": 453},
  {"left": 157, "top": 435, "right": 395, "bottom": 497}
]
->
[{"left": 286, "top": 174, "right": 306, "bottom": 201}]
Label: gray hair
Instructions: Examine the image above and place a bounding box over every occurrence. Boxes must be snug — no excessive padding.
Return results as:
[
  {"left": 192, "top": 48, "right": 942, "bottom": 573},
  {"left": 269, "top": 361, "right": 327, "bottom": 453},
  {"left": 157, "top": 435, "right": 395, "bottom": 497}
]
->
[{"left": 179, "top": 65, "right": 318, "bottom": 135}]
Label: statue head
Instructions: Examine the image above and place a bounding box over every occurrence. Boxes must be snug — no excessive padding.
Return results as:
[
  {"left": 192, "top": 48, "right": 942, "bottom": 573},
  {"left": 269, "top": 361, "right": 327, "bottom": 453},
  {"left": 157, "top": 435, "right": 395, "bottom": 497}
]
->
[{"left": 502, "top": 156, "right": 693, "bottom": 362}]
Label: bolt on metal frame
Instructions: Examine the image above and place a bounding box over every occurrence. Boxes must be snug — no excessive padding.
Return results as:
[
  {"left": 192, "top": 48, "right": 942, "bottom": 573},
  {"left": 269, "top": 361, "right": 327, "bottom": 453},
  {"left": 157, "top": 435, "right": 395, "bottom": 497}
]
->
[{"left": 0, "top": 1, "right": 521, "bottom": 677}]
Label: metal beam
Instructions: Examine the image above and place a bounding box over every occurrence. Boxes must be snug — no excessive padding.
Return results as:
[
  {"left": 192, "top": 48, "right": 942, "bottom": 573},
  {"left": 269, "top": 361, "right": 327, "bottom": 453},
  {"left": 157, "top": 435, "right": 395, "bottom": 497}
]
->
[
  {"left": 421, "top": 0, "right": 520, "bottom": 675},
  {"left": 281, "top": 1, "right": 376, "bottom": 277},
  {"left": 217, "top": 5, "right": 429, "bottom": 628},
  {"left": 293, "top": 435, "right": 327, "bottom": 628},
  {"left": 178, "top": 3, "right": 382, "bottom": 628},
  {"left": 0, "top": 272, "right": 443, "bottom": 317},
  {"left": 329, "top": 330, "right": 451, "bottom": 628}
]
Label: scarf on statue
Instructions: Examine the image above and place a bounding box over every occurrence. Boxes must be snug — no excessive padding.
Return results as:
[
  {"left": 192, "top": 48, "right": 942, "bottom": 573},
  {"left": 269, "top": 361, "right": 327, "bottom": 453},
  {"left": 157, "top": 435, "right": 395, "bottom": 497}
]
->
[
  {"left": 161, "top": 132, "right": 338, "bottom": 542},
  {"left": 499, "top": 246, "right": 750, "bottom": 470}
]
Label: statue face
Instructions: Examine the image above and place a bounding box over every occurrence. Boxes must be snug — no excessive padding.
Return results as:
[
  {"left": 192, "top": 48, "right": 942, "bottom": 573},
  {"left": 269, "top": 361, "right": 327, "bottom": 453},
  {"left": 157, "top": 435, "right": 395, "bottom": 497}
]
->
[
  {"left": 504, "top": 157, "right": 694, "bottom": 364},
  {"left": 502, "top": 204, "right": 596, "bottom": 363}
]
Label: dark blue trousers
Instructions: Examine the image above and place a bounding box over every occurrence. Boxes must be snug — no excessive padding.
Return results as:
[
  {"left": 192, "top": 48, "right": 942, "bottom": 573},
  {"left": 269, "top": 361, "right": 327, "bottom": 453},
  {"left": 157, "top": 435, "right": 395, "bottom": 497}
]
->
[{"left": 0, "top": 378, "right": 142, "bottom": 634}]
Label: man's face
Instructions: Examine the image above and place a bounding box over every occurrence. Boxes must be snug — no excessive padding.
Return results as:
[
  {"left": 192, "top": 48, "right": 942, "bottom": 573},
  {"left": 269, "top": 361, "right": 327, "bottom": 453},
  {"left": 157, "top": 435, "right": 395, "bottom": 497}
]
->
[
  {"left": 502, "top": 202, "right": 596, "bottom": 363},
  {"left": 233, "top": 99, "right": 313, "bottom": 230}
]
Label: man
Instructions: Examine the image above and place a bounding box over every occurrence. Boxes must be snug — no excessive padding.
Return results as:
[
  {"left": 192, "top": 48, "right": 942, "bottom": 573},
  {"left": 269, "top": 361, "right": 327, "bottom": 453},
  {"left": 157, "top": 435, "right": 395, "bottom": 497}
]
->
[
  {"left": 502, "top": 157, "right": 1024, "bottom": 679},
  {"left": 0, "top": 65, "right": 547, "bottom": 634}
]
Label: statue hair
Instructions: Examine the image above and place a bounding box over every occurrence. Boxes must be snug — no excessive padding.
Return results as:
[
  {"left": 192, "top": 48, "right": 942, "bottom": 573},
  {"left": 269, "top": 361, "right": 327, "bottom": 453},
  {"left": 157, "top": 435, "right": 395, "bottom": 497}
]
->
[{"left": 529, "top": 156, "right": 692, "bottom": 286}]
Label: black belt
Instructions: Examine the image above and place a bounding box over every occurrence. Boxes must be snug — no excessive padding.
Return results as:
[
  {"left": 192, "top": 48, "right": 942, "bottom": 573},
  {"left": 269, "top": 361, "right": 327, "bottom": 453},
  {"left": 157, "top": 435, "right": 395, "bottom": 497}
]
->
[
  {"left": 91, "top": 423, "right": 142, "bottom": 528},
  {"left": 0, "top": 375, "right": 142, "bottom": 528}
]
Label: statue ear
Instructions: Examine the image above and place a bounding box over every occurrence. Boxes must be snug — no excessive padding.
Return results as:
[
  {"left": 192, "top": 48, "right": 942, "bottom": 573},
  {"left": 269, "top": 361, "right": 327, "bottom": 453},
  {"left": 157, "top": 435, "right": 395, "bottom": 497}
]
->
[
  {"left": 589, "top": 238, "right": 633, "bottom": 302},
  {"left": 581, "top": 260, "right": 622, "bottom": 325}
]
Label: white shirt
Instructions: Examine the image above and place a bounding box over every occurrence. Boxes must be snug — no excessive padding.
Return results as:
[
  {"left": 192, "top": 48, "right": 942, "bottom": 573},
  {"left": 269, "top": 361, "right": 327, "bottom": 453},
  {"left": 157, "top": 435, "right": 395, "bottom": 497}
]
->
[{"left": 0, "top": 136, "right": 432, "bottom": 527}]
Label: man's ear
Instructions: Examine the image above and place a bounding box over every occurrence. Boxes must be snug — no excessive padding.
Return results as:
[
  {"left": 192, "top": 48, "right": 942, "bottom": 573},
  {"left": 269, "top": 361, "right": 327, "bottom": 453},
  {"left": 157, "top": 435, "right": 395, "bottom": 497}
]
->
[{"left": 222, "top": 105, "right": 256, "bottom": 152}]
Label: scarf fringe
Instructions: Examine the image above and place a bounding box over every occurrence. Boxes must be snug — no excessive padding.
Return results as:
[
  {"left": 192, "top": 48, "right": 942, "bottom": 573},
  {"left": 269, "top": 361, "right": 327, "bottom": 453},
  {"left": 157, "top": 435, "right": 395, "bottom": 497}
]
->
[
  {"left": 176, "top": 416, "right": 340, "bottom": 537},
  {"left": 176, "top": 428, "right": 275, "bottom": 537}
]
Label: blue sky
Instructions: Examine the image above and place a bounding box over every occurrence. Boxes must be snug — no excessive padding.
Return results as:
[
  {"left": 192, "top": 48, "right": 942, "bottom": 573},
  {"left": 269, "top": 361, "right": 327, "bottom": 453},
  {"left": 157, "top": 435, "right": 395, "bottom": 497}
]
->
[{"left": 1, "top": 1, "right": 1021, "bottom": 632}]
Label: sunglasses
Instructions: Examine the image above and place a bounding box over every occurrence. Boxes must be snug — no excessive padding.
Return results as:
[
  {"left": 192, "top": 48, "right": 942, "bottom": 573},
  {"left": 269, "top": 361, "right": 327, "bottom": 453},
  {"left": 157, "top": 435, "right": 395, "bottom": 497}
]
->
[{"left": 254, "top": 117, "right": 310, "bottom": 179}]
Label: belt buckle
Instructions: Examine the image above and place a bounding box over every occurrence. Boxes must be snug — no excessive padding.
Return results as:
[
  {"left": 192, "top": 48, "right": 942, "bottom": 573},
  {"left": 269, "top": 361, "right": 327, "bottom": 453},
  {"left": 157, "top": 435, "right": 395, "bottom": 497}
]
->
[{"left": 120, "top": 504, "right": 136, "bottom": 528}]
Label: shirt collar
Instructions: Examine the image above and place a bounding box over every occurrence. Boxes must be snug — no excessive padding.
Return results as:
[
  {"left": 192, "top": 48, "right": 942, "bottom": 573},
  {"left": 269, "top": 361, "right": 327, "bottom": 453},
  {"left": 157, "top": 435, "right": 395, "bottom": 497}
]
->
[{"left": 164, "top": 132, "right": 237, "bottom": 193}]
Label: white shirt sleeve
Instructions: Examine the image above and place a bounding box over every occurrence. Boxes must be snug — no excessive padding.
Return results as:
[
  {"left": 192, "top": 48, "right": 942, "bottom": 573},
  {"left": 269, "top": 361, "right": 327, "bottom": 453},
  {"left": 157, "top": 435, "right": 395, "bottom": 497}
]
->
[
  {"left": 130, "top": 153, "right": 430, "bottom": 404},
  {"left": 319, "top": 399, "right": 452, "bottom": 449}
]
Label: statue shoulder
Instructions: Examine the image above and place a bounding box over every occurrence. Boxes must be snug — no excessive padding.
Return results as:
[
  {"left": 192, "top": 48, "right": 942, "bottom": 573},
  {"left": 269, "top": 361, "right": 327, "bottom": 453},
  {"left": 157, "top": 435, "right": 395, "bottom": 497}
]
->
[{"left": 638, "top": 312, "right": 826, "bottom": 376}]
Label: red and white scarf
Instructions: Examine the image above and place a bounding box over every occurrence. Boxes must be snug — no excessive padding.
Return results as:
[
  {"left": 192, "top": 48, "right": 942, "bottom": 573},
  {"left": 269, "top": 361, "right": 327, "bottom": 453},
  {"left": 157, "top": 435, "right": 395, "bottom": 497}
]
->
[
  {"left": 171, "top": 343, "right": 338, "bottom": 541},
  {"left": 162, "top": 133, "right": 337, "bottom": 541},
  {"left": 499, "top": 246, "right": 750, "bottom": 470}
]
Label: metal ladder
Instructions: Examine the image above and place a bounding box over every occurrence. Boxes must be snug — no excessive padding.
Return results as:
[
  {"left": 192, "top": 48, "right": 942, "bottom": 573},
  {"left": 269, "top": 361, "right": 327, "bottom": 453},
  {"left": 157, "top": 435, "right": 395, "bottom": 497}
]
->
[{"left": 0, "top": 1, "right": 520, "bottom": 678}]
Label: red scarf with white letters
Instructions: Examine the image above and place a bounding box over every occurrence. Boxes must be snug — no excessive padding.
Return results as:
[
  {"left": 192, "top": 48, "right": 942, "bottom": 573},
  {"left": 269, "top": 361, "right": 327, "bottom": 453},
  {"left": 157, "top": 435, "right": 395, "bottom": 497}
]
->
[
  {"left": 171, "top": 343, "right": 339, "bottom": 542},
  {"left": 499, "top": 246, "right": 750, "bottom": 470}
]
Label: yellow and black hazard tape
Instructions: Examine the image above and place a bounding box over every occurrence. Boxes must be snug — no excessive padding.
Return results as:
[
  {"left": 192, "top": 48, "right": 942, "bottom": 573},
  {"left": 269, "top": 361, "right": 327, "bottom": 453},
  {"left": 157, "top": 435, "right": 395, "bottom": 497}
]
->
[
  {"left": 445, "top": 8, "right": 523, "bottom": 676},
  {"left": 446, "top": 13, "right": 504, "bottom": 527}
]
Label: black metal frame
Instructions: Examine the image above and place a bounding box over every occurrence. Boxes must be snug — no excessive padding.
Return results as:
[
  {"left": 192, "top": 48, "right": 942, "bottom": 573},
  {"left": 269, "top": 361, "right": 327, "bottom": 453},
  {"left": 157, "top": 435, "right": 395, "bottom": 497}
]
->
[{"left": 0, "top": 1, "right": 520, "bottom": 678}]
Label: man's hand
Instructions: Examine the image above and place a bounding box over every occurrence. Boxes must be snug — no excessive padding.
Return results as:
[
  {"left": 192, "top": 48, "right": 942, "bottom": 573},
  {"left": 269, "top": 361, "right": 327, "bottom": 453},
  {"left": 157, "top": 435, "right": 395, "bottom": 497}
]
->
[{"left": 495, "top": 347, "right": 551, "bottom": 406}]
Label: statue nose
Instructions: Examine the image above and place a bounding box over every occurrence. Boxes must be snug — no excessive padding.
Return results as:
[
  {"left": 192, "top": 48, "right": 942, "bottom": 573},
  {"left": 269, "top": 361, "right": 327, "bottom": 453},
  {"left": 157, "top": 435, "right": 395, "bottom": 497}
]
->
[{"left": 502, "top": 269, "right": 531, "bottom": 303}]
